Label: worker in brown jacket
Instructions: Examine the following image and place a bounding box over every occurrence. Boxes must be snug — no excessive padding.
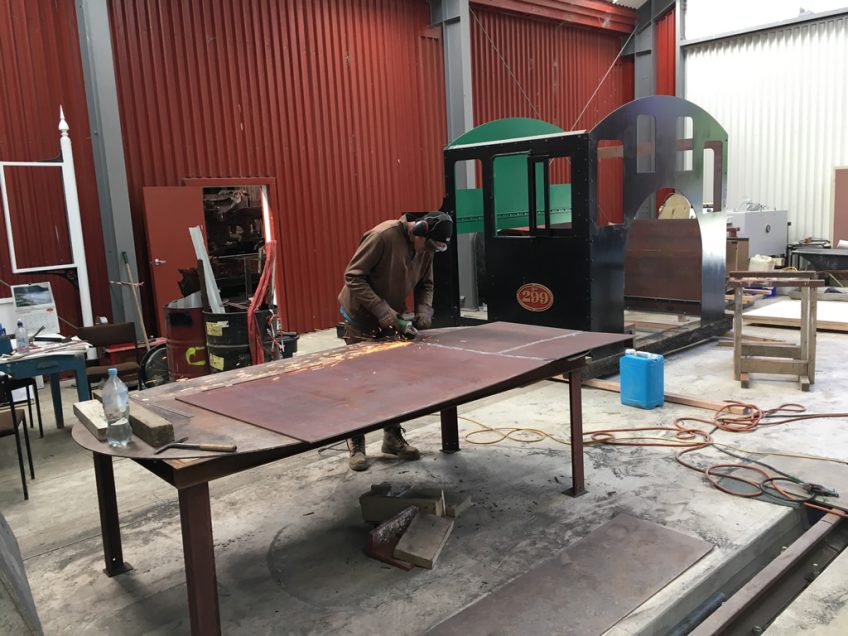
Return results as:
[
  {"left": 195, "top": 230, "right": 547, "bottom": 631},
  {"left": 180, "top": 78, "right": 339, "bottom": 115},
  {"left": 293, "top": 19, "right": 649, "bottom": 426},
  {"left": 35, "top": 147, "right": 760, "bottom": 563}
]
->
[{"left": 338, "top": 211, "right": 453, "bottom": 471}]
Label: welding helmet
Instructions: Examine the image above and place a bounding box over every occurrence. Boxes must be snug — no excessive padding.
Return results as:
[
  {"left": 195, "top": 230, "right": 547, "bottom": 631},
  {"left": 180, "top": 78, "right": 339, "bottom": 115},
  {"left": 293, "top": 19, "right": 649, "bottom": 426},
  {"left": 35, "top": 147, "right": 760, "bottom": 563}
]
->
[{"left": 412, "top": 212, "right": 453, "bottom": 251}]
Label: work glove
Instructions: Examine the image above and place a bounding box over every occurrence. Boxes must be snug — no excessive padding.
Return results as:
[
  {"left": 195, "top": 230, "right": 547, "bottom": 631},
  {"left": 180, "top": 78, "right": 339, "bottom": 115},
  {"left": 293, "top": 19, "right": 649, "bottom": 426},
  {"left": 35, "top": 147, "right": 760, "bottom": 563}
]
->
[
  {"left": 413, "top": 304, "right": 434, "bottom": 330},
  {"left": 373, "top": 300, "right": 400, "bottom": 331}
]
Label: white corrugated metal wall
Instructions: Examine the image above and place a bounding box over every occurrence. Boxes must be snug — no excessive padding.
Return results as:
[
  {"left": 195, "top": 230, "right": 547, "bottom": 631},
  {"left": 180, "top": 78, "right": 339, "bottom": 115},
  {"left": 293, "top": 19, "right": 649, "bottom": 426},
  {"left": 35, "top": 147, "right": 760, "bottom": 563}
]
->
[{"left": 684, "top": 14, "right": 848, "bottom": 242}]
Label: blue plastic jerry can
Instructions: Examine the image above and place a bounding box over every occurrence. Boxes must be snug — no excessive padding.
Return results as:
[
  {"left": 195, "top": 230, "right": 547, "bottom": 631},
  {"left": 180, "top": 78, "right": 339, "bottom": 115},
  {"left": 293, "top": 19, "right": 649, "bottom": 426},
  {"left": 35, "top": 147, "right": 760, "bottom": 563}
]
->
[{"left": 619, "top": 348, "right": 664, "bottom": 409}]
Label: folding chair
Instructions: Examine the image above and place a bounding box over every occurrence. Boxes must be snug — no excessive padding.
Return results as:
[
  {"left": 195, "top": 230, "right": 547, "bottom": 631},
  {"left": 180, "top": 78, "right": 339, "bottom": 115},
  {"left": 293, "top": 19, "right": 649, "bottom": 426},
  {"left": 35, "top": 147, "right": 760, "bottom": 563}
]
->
[{"left": 0, "top": 374, "right": 34, "bottom": 500}]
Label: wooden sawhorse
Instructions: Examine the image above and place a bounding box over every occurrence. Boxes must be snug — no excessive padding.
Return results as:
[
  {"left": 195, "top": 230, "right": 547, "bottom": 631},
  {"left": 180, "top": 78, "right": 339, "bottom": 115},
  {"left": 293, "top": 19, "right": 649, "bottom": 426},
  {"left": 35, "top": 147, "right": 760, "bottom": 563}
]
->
[{"left": 729, "top": 270, "right": 823, "bottom": 391}]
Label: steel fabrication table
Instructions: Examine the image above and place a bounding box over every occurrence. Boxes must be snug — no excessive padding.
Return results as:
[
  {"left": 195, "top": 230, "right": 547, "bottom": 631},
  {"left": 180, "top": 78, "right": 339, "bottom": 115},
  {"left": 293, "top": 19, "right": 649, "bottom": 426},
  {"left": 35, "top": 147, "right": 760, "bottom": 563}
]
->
[{"left": 72, "top": 322, "right": 630, "bottom": 635}]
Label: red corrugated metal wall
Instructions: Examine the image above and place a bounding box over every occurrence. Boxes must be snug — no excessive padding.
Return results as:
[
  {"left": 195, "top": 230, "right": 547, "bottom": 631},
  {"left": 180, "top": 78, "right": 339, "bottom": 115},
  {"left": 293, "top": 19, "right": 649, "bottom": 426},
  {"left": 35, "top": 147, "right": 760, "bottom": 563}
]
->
[
  {"left": 470, "top": 6, "right": 634, "bottom": 223},
  {"left": 471, "top": 6, "right": 634, "bottom": 129},
  {"left": 0, "top": 0, "right": 110, "bottom": 331},
  {"left": 656, "top": 7, "right": 676, "bottom": 96},
  {"left": 108, "top": 0, "right": 446, "bottom": 334}
]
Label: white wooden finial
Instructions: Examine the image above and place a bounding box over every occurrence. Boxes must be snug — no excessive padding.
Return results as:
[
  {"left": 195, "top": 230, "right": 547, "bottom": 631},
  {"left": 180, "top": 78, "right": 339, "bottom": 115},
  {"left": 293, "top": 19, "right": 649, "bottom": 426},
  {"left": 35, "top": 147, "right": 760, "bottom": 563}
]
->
[{"left": 59, "top": 106, "right": 69, "bottom": 136}]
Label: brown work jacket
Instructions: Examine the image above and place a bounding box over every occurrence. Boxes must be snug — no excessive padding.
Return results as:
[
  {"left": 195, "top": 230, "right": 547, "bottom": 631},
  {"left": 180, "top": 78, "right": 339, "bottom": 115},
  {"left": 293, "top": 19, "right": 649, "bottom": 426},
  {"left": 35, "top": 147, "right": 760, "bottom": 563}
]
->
[{"left": 338, "top": 215, "right": 434, "bottom": 333}]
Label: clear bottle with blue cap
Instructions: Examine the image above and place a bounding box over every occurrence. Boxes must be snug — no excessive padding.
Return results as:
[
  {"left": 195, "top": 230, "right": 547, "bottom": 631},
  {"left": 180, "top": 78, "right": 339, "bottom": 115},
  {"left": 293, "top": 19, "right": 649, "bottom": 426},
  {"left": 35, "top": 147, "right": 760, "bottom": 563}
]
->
[
  {"left": 15, "top": 320, "right": 29, "bottom": 354},
  {"left": 102, "top": 368, "right": 132, "bottom": 447}
]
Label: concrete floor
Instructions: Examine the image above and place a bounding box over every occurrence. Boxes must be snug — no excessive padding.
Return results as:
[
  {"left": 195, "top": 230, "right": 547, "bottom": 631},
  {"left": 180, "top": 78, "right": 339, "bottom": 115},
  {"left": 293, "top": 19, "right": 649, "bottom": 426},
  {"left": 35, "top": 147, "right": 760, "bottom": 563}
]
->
[{"left": 2, "top": 322, "right": 848, "bottom": 634}]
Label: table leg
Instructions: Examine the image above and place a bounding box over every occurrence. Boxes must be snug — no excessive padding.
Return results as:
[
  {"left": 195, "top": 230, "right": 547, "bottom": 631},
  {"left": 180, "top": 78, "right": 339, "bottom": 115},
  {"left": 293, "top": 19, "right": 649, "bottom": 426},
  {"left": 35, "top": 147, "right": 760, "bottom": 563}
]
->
[
  {"left": 75, "top": 357, "right": 91, "bottom": 400},
  {"left": 93, "top": 453, "right": 133, "bottom": 576},
  {"left": 440, "top": 406, "right": 460, "bottom": 453},
  {"left": 49, "top": 373, "right": 64, "bottom": 429},
  {"left": 567, "top": 368, "right": 586, "bottom": 497},
  {"left": 179, "top": 483, "right": 221, "bottom": 636}
]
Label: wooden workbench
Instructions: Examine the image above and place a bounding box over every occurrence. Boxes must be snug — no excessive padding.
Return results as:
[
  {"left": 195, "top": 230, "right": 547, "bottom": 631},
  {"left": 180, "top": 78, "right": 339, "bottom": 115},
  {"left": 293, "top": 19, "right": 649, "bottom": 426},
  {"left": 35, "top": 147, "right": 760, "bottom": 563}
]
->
[{"left": 72, "top": 322, "right": 630, "bottom": 635}]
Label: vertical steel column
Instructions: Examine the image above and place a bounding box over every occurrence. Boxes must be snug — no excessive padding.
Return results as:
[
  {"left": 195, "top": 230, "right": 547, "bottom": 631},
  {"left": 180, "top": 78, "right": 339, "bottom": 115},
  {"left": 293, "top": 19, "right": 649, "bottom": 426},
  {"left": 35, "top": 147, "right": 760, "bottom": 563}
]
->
[
  {"left": 76, "top": 0, "right": 139, "bottom": 332},
  {"left": 179, "top": 483, "right": 221, "bottom": 636},
  {"left": 93, "top": 453, "right": 133, "bottom": 576},
  {"left": 568, "top": 367, "right": 586, "bottom": 497},
  {"left": 440, "top": 405, "right": 460, "bottom": 453},
  {"left": 632, "top": 3, "right": 655, "bottom": 99},
  {"left": 431, "top": 0, "right": 477, "bottom": 309}
]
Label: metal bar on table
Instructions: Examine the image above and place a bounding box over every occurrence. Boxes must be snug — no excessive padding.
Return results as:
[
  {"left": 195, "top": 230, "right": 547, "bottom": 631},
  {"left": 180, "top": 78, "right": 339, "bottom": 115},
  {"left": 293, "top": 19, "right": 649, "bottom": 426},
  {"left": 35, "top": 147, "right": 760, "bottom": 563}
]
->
[
  {"left": 93, "top": 453, "right": 133, "bottom": 576},
  {"left": 440, "top": 406, "right": 460, "bottom": 453},
  {"left": 179, "top": 482, "right": 221, "bottom": 636},
  {"left": 568, "top": 367, "right": 585, "bottom": 497}
]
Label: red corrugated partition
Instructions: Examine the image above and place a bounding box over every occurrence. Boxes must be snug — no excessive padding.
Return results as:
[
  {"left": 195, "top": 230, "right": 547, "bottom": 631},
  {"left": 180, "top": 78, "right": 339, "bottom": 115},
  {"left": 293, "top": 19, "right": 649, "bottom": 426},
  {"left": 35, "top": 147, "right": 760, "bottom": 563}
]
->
[
  {"left": 0, "top": 0, "right": 110, "bottom": 332},
  {"left": 656, "top": 7, "right": 676, "bottom": 96},
  {"left": 109, "top": 0, "right": 446, "bottom": 334},
  {"left": 471, "top": 6, "right": 635, "bottom": 223}
]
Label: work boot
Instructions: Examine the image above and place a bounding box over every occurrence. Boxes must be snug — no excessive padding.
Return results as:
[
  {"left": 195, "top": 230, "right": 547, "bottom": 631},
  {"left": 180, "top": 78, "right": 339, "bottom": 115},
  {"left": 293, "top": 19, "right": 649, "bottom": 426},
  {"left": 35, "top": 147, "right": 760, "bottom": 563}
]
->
[
  {"left": 347, "top": 435, "right": 368, "bottom": 472},
  {"left": 382, "top": 426, "right": 421, "bottom": 460}
]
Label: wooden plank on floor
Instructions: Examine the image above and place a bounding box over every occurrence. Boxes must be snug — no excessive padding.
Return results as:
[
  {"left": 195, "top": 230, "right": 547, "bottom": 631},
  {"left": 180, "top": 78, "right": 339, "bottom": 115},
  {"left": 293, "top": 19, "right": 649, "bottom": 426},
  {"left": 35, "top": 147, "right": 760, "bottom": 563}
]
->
[
  {"left": 571, "top": 378, "right": 736, "bottom": 413},
  {"left": 428, "top": 514, "right": 712, "bottom": 636},
  {"left": 393, "top": 513, "right": 454, "bottom": 569}
]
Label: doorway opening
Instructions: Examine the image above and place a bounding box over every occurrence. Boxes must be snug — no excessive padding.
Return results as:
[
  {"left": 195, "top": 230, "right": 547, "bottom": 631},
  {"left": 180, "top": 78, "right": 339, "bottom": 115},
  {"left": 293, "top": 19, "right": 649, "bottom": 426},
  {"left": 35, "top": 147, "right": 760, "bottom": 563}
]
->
[{"left": 201, "top": 185, "right": 269, "bottom": 303}]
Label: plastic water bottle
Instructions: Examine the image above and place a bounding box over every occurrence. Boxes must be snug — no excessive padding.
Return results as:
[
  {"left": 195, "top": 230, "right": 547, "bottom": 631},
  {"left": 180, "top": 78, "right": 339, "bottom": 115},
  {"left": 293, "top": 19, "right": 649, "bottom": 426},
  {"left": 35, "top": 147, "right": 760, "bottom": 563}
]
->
[
  {"left": 102, "top": 368, "right": 132, "bottom": 447},
  {"left": 15, "top": 320, "right": 29, "bottom": 354}
]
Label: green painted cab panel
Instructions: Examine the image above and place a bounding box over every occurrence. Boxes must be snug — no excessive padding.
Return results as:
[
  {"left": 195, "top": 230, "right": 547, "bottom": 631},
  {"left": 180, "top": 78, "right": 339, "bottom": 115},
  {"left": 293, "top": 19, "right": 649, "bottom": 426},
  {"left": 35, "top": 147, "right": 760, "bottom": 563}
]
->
[{"left": 451, "top": 118, "right": 572, "bottom": 235}]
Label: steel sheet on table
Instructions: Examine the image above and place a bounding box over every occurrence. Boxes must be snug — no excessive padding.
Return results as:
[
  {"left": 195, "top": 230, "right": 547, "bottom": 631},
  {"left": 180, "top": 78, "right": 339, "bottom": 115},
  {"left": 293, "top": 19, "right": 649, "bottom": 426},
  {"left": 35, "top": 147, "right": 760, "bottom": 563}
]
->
[{"left": 175, "top": 323, "right": 630, "bottom": 443}]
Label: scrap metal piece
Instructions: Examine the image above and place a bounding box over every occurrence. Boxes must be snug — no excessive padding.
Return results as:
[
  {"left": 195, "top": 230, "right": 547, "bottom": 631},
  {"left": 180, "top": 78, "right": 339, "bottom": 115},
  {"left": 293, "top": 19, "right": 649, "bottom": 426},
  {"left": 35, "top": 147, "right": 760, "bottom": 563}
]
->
[{"left": 365, "top": 506, "right": 418, "bottom": 571}]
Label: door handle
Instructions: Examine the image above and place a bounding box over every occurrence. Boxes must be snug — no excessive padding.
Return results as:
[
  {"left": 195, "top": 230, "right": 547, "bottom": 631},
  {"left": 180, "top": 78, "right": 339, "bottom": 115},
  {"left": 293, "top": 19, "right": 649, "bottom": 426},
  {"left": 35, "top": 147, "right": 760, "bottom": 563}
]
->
[{"left": 151, "top": 258, "right": 167, "bottom": 266}]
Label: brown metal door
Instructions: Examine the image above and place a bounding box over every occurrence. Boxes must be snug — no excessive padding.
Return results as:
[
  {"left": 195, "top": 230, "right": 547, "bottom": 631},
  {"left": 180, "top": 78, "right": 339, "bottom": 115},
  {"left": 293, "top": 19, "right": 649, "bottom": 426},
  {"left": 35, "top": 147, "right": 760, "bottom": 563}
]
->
[{"left": 142, "top": 186, "right": 204, "bottom": 334}]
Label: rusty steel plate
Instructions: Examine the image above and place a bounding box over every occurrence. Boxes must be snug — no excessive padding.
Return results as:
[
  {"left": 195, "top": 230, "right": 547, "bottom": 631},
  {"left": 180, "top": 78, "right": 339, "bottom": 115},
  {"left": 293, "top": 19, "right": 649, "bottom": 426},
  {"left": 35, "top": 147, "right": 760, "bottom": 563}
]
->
[
  {"left": 428, "top": 514, "right": 712, "bottom": 636},
  {"left": 176, "top": 323, "right": 630, "bottom": 444},
  {"left": 421, "top": 322, "right": 629, "bottom": 359}
]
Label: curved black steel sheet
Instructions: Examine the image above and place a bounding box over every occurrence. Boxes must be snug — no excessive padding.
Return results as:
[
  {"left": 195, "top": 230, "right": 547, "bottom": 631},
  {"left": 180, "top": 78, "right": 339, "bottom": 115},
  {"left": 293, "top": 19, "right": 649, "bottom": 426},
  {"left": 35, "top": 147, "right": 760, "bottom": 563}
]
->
[{"left": 590, "top": 96, "right": 729, "bottom": 322}]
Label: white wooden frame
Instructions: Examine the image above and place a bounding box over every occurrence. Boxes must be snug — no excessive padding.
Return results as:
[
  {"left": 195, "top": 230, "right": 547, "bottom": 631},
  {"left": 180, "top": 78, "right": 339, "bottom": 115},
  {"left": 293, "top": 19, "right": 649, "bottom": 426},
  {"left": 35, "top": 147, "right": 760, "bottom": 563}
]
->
[{"left": 0, "top": 108, "right": 92, "bottom": 326}]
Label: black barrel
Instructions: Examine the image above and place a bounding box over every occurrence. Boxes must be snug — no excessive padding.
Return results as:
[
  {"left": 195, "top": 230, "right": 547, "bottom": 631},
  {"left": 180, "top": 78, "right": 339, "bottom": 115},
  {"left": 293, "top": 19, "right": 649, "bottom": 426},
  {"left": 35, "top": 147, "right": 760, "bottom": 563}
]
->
[
  {"left": 281, "top": 332, "right": 299, "bottom": 358},
  {"left": 203, "top": 310, "right": 274, "bottom": 373}
]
